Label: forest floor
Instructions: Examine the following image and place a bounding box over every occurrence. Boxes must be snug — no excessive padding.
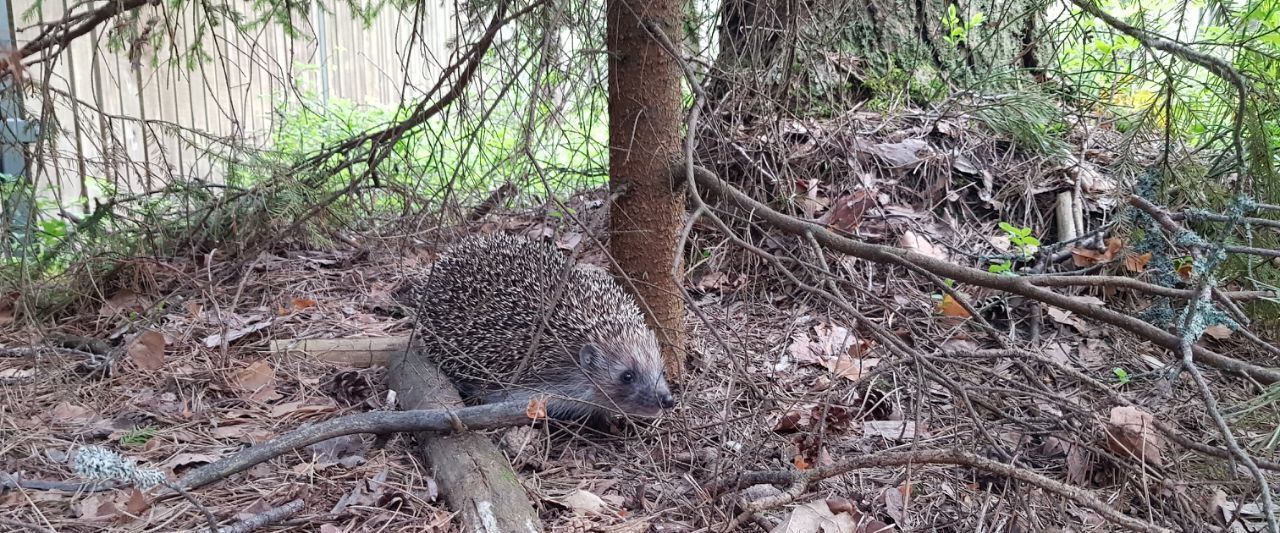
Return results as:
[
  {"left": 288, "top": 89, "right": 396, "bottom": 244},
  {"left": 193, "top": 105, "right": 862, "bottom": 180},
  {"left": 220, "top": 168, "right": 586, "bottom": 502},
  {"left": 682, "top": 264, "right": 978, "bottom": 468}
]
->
[{"left": 3, "top": 109, "right": 1280, "bottom": 532}]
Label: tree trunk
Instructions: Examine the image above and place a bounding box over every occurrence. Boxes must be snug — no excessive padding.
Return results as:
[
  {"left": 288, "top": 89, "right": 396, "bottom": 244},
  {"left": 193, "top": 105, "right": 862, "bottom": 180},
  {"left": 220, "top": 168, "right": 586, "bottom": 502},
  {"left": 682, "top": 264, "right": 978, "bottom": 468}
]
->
[
  {"left": 606, "top": 0, "right": 687, "bottom": 381},
  {"left": 712, "top": 0, "right": 1045, "bottom": 109}
]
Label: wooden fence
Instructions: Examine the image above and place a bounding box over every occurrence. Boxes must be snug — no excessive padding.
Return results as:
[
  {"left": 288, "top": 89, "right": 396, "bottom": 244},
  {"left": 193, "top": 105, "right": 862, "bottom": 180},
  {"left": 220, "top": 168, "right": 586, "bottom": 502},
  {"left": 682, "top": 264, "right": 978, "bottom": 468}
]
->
[{"left": 11, "top": 0, "right": 457, "bottom": 212}]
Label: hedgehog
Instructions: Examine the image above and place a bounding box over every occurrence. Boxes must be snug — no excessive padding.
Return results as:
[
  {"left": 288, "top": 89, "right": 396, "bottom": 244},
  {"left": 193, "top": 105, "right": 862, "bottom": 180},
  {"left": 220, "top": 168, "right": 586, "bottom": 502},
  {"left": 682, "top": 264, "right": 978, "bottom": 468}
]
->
[{"left": 406, "top": 233, "right": 676, "bottom": 422}]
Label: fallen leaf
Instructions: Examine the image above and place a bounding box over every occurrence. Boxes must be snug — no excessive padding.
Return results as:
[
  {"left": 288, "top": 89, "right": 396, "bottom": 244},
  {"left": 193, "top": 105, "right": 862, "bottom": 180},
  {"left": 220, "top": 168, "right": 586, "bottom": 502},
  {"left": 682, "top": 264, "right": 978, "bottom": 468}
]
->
[
  {"left": 899, "top": 230, "right": 947, "bottom": 261},
  {"left": 827, "top": 356, "right": 880, "bottom": 382},
  {"left": 1124, "top": 252, "right": 1152, "bottom": 272},
  {"left": 770, "top": 499, "right": 859, "bottom": 533},
  {"left": 291, "top": 297, "right": 318, "bottom": 311},
  {"left": 1204, "top": 324, "right": 1233, "bottom": 340},
  {"left": 127, "top": 330, "right": 166, "bottom": 371},
  {"left": 48, "top": 402, "right": 95, "bottom": 423},
  {"left": 562, "top": 489, "right": 607, "bottom": 516},
  {"left": 161, "top": 452, "right": 220, "bottom": 472},
  {"left": 1105, "top": 406, "right": 1164, "bottom": 466},
  {"left": 937, "top": 294, "right": 971, "bottom": 318},
  {"left": 866, "top": 138, "right": 929, "bottom": 168},
  {"left": 232, "top": 360, "right": 276, "bottom": 393},
  {"left": 308, "top": 435, "right": 366, "bottom": 464},
  {"left": 122, "top": 488, "right": 149, "bottom": 515},
  {"left": 1065, "top": 441, "right": 1092, "bottom": 485},
  {"left": 882, "top": 484, "right": 906, "bottom": 523},
  {"left": 788, "top": 333, "right": 824, "bottom": 366},
  {"left": 773, "top": 411, "right": 807, "bottom": 433},
  {"left": 819, "top": 191, "right": 874, "bottom": 233},
  {"left": 77, "top": 494, "right": 122, "bottom": 521},
  {"left": 203, "top": 318, "right": 274, "bottom": 347},
  {"left": 99, "top": 290, "right": 149, "bottom": 317}
]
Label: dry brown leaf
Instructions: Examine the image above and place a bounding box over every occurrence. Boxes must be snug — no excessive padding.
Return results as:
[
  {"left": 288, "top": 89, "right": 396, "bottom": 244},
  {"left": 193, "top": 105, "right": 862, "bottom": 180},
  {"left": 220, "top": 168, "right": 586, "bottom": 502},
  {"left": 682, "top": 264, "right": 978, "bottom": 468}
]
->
[
  {"left": 826, "top": 356, "right": 880, "bottom": 382},
  {"left": 160, "top": 452, "right": 220, "bottom": 472},
  {"left": 562, "top": 489, "right": 607, "bottom": 516},
  {"left": 126, "top": 330, "right": 166, "bottom": 371},
  {"left": 1070, "top": 248, "right": 1103, "bottom": 267},
  {"left": 899, "top": 230, "right": 946, "bottom": 261},
  {"left": 867, "top": 138, "right": 929, "bottom": 167},
  {"left": 77, "top": 494, "right": 122, "bottom": 521},
  {"left": 230, "top": 360, "right": 280, "bottom": 402},
  {"left": 122, "top": 488, "right": 149, "bottom": 515},
  {"left": 770, "top": 499, "right": 860, "bottom": 533},
  {"left": 291, "top": 297, "right": 318, "bottom": 310},
  {"left": 787, "top": 333, "right": 822, "bottom": 366},
  {"left": 1105, "top": 406, "right": 1164, "bottom": 466},
  {"left": 1065, "top": 442, "right": 1092, "bottom": 485},
  {"left": 819, "top": 191, "right": 874, "bottom": 233},
  {"left": 48, "top": 402, "right": 95, "bottom": 423},
  {"left": 99, "top": 290, "right": 150, "bottom": 317},
  {"left": 1124, "top": 252, "right": 1153, "bottom": 272},
  {"left": 1204, "top": 324, "right": 1233, "bottom": 340},
  {"left": 773, "top": 411, "right": 807, "bottom": 433},
  {"left": 937, "top": 294, "right": 971, "bottom": 318}
]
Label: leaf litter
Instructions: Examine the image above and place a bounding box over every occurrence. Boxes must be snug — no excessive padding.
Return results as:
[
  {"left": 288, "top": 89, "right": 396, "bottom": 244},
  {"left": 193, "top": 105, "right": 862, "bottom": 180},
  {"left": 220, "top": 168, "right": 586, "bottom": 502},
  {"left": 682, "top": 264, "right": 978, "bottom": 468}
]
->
[{"left": 0, "top": 110, "right": 1268, "bottom": 533}]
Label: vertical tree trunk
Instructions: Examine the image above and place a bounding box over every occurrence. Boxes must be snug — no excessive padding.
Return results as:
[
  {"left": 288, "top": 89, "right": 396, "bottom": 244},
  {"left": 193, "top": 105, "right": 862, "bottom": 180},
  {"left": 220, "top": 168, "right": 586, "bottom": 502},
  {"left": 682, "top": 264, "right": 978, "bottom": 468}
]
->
[{"left": 606, "top": 0, "right": 687, "bottom": 381}]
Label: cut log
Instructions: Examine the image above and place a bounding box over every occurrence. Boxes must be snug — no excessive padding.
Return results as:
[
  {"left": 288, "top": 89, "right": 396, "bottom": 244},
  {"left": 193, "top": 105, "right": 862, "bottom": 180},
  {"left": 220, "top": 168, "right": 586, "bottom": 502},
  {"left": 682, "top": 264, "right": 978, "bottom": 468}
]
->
[
  {"left": 269, "top": 336, "right": 409, "bottom": 367},
  {"left": 386, "top": 342, "right": 544, "bottom": 533}
]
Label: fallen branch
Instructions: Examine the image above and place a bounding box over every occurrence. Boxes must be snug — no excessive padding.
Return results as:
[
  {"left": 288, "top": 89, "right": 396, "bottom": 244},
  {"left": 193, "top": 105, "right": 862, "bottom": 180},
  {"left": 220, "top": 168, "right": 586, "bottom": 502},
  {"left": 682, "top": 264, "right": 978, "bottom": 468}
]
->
[
  {"left": 707, "top": 449, "right": 1173, "bottom": 533},
  {"left": 173, "top": 401, "right": 536, "bottom": 492},
  {"left": 216, "top": 498, "right": 304, "bottom": 533},
  {"left": 387, "top": 341, "right": 546, "bottom": 533}
]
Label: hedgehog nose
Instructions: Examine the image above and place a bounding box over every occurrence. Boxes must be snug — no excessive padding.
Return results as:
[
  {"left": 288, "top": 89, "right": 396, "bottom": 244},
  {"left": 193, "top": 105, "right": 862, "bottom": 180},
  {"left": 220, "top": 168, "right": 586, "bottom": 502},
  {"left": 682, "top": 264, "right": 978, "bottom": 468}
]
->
[{"left": 659, "top": 393, "right": 675, "bottom": 409}]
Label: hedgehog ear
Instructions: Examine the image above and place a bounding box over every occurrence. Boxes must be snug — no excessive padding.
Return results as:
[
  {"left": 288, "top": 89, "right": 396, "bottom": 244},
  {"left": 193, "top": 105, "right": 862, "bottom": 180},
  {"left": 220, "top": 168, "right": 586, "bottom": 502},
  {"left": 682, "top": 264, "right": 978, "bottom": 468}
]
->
[{"left": 576, "top": 342, "right": 604, "bottom": 368}]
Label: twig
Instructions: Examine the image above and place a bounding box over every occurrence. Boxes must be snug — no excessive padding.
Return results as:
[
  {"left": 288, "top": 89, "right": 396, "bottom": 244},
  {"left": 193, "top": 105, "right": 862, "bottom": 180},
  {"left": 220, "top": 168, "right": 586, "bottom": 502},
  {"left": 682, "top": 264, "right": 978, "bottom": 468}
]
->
[
  {"left": 216, "top": 498, "right": 304, "bottom": 533},
  {"left": 0, "top": 473, "right": 120, "bottom": 493},
  {"left": 174, "top": 400, "right": 537, "bottom": 491},
  {"left": 707, "top": 449, "right": 1173, "bottom": 533}
]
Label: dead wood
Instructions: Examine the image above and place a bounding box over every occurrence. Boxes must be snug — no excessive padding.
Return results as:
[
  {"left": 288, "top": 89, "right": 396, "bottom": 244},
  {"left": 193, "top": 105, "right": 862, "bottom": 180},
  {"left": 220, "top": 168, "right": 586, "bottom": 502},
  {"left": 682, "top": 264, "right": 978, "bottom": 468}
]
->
[
  {"left": 173, "top": 401, "right": 537, "bottom": 492},
  {"left": 386, "top": 342, "right": 545, "bottom": 533},
  {"left": 269, "top": 337, "right": 407, "bottom": 367}
]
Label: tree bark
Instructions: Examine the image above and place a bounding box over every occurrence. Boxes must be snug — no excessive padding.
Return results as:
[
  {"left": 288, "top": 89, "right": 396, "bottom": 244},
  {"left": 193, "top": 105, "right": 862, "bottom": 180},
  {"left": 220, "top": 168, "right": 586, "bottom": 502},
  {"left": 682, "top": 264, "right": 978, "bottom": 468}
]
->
[{"left": 606, "top": 0, "right": 688, "bottom": 381}]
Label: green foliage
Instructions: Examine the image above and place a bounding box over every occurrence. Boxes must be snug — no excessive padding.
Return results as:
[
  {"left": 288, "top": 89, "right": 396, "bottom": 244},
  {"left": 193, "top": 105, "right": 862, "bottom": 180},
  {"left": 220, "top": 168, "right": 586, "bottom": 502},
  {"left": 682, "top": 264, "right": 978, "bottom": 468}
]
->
[
  {"left": 971, "top": 92, "right": 1072, "bottom": 158},
  {"left": 1051, "top": 0, "right": 1280, "bottom": 196},
  {"left": 1113, "top": 367, "right": 1131, "bottom": 385},
  {"left": 985, "top": 222, "right": 1041, "bottom": 275},
  {"left": 119, "top": 426, "right": 159, "bottom": 447},
  {"left": 941, "top": 5, "right": 986, "bottom": 46}
]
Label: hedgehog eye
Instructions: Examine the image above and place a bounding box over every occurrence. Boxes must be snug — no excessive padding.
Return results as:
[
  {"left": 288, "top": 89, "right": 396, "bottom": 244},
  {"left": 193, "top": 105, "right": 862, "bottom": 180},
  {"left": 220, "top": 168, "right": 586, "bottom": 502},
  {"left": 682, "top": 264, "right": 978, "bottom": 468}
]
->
[{"left": 620, "top": 371, "right": 635, "bottom": 384}]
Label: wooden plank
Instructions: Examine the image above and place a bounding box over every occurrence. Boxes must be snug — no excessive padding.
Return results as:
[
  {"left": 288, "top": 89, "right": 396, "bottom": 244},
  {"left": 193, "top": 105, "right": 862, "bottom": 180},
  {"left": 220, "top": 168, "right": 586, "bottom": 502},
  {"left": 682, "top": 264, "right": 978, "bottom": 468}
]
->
[{"left": 268, "top": 336, "right": 411, "bottom": 367}]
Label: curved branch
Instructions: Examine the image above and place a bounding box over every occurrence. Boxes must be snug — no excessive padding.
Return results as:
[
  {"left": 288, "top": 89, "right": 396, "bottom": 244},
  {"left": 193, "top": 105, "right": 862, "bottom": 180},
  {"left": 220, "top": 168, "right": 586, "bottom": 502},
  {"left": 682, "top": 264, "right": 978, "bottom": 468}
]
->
[{"left": 174, "top": 400, "right": 536, "bottom": 492}]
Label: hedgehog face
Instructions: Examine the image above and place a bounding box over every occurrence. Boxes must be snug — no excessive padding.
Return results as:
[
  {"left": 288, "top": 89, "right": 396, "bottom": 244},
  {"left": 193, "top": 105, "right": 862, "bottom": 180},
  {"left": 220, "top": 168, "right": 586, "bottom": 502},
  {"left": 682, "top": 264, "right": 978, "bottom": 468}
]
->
[{"left": 577, "top": 338, "right": 675, "bottom": 417}]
